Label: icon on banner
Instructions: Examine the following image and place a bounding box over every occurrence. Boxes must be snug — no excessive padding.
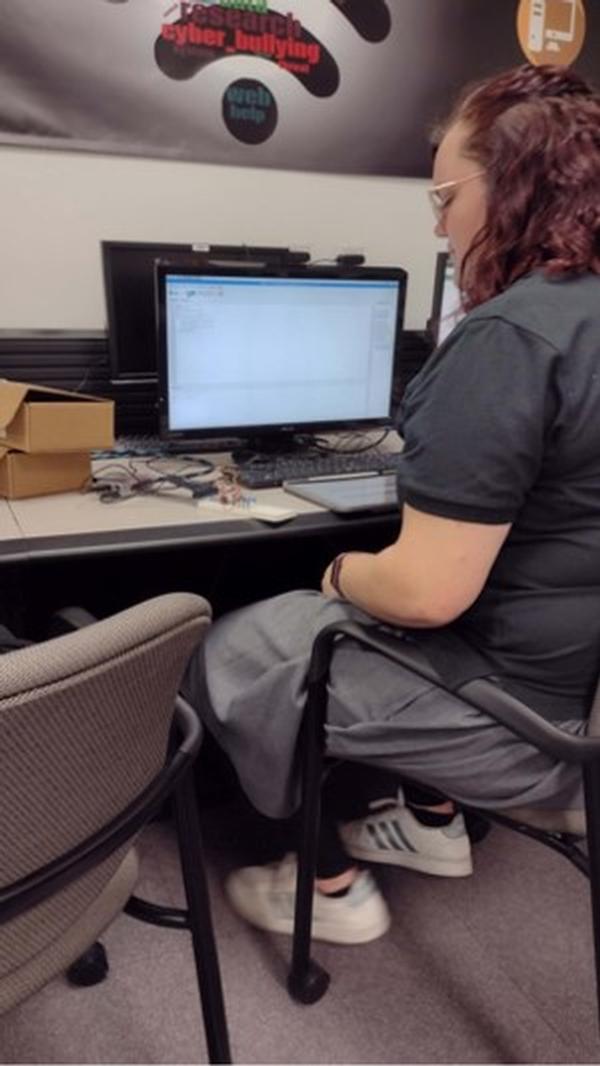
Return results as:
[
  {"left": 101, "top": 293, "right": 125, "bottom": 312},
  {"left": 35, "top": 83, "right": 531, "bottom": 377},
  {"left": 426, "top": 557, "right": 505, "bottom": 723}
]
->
[
  {"left": 222, "top": 78, "right": 278, "bottom": 144},
  {"left": 517, "top": 0, "right": 586, "bottom": 65}
]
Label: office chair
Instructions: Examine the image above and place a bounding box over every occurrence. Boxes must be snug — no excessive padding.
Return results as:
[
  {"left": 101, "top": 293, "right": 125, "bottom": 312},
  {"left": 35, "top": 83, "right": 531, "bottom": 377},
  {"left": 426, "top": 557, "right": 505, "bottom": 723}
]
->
[
  {"left": 288, "top": 619, "right": 600, "bottom": 1027},
  {"left": 0, "top": 592, "right": 231, "bottom": 1065}
]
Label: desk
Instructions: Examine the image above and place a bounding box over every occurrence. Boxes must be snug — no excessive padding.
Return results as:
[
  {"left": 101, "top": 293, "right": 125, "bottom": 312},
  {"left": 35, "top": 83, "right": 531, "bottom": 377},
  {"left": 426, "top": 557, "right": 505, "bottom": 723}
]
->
[
  {"left": 1, "top": 453, "right": 400, "bottom": 635},
  {"left": 0, "top": 500, "right": 25, "bottom": 562}
]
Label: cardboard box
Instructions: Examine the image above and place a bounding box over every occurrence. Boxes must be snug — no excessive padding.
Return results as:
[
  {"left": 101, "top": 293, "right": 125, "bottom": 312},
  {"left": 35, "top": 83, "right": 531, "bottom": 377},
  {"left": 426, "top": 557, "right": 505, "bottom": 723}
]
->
[
  {"left": 0, "top": 380, "right": 114, "bottom": 453},
  {"left": 0, "top": 449, "right": 91, "bottom": 499}
]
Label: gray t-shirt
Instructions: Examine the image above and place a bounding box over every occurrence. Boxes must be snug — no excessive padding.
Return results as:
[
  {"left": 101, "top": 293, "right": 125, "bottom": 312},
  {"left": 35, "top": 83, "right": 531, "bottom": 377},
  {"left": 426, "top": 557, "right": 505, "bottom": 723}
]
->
[{"left": 397, "top": 271, "right": 600, "bottom": 720}]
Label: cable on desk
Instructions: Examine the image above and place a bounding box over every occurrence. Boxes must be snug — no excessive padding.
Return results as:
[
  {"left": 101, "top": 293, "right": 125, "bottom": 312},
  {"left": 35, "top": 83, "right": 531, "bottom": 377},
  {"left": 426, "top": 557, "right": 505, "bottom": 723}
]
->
[
  {"left": 91, "top": 475, "right": 218, "bottom": 504},
  {"left": 144, "top": 455, "right": 213, "bottom": 474},
  {"left": 87, "top": 455, "right": 245, "bottom": 505},
  {"left": 311, "top": 429, "right": 392, "bottom": 454}
]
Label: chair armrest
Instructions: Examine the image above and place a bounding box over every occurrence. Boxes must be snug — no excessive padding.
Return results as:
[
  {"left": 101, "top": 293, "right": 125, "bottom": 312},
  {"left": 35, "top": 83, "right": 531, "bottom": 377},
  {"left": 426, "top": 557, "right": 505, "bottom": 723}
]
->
[{"left": 308, "top": 620, "right": 600, "bottom": 766}]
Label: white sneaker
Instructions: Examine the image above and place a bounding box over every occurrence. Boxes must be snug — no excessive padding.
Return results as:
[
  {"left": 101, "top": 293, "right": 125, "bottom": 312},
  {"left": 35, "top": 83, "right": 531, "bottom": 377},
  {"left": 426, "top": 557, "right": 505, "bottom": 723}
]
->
[
  {"left": 225, "top": 854, "right": 391, "bottom": 944},
  {"left": 340, "top": 803, "right": 473, "bottom": 877}
]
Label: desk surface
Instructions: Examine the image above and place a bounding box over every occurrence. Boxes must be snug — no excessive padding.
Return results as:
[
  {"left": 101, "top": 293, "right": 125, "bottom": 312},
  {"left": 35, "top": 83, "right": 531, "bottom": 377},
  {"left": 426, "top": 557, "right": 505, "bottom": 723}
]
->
[
  {"left": 1, "top": 453, "right": 401, "bottom": 561},
  {"left": 0, "top": 500, "right": 24, "bottom": 561}
]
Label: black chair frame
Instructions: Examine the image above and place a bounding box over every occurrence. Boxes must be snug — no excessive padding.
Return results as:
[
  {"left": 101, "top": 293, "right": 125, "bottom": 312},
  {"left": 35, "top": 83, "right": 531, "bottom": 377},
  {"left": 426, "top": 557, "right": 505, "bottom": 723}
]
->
[
  {"left": 288, "top": 619, "right": 600, "bottom": 1026},
  {"left": 0, "top": 695, "right": 232, "bottom": 1065}
]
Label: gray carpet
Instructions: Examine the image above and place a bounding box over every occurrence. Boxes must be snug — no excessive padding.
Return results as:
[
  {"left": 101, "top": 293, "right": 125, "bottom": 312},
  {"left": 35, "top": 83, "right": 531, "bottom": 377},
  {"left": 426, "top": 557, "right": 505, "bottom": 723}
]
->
[{"left": 0, "top": 807, "right": 598, "bottom": 1065}]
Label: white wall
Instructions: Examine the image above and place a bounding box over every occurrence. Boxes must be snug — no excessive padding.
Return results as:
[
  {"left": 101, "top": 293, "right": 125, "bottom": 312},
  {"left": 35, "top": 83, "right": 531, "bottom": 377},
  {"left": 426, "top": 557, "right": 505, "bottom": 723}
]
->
[{"left": 0, "top": 145, "right": 440, "bottom": 332}]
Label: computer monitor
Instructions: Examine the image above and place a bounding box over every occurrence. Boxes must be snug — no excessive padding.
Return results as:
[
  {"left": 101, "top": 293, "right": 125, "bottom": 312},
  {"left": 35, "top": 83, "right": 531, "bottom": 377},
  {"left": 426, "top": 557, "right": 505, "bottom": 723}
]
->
[
  {"left": 155, "top": 263, "right": 407, "bottom": 452},
  {"left": 428, "top": 251, "right": 463, "bottom": 347},
  {"left": 101, "top": 240, "right": 310, "bottom": 383},
  {"left": 102, "top": 241, "right": 197, "bottom": 382}
]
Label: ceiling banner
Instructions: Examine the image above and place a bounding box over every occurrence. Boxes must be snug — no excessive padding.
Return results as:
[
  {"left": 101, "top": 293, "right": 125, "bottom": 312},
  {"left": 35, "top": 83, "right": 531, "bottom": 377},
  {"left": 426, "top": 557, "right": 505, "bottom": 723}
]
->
[{"left": 0, "top": 0, "right": 596, "bottom": 177}]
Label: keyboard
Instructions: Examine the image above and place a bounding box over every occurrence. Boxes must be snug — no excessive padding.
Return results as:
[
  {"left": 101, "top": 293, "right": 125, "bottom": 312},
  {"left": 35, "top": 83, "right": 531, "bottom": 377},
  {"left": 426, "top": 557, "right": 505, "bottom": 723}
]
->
[
  {"left": 236, "top": 448, "right": 403, "bottom": 489},
  {"left": 93, "top": 435, "right": 242, "bottom": 459}
]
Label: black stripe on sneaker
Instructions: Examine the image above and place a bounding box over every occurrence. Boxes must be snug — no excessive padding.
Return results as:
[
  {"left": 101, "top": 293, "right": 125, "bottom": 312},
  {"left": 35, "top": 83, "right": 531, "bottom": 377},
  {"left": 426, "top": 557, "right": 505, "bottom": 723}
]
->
[
  {"left": 386, "top": 818, "right": 417, "bottom": 853},
  {"left": 367, "top": 822, "right": 390, "bottom": 850}
]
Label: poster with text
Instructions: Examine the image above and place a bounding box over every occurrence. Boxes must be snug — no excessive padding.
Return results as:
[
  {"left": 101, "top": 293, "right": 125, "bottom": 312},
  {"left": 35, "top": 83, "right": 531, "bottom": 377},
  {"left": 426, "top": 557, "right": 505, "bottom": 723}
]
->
[{"left": 0, "top": 0, "right": 597, "bottom": 177}]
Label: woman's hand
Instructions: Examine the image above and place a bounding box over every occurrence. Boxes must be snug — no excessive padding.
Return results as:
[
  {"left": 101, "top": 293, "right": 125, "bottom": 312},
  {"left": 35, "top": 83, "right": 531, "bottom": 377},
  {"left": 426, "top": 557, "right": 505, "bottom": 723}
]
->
[{"left": 321, "top": 551, "right": 369, "bottom": 599}]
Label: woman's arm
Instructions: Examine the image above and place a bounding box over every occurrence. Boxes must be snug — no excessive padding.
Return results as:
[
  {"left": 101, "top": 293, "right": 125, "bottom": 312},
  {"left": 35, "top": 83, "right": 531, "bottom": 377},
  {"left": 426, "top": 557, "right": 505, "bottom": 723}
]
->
[{"left": 322, "top": 503, "right": 511, "bottom": 627}]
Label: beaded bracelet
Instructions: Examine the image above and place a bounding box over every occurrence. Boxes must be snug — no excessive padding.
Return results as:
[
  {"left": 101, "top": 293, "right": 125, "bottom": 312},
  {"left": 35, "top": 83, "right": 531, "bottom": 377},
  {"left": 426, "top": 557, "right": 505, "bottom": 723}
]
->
[{"left": 330, "top": 552, "right": 348, "bottom": 598}]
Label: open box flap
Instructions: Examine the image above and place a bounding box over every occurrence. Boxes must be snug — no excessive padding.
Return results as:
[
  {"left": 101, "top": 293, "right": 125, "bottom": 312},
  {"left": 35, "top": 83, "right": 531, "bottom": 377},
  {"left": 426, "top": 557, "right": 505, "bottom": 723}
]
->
[{"left": 0, "top": 380, "right": 108, "bottom": 432}]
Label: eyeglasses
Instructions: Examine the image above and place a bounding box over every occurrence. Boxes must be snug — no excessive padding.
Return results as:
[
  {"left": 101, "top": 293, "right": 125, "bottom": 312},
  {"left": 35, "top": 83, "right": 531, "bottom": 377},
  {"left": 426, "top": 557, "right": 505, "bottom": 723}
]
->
[{"left": 428, "top": 170, "right": 486, "bottom": 222}]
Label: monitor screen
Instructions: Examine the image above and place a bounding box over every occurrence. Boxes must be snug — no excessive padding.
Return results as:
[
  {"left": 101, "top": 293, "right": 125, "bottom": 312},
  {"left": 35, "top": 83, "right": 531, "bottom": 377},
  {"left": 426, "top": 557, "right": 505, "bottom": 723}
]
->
[
  {"left": 428, "top": 251, "right": 463, "bottom": 346},
  {"left": 546, "top": 0, "right": 577, "bottom": 40},
  {"left": 102, "top": 240, "right": 198, "bottom": 382},
  {"left": 156, "top": 264, "right": 406, "bottom": 447},
  {"left": 101, "top": 240, "right": 311, "bottom": 383}
]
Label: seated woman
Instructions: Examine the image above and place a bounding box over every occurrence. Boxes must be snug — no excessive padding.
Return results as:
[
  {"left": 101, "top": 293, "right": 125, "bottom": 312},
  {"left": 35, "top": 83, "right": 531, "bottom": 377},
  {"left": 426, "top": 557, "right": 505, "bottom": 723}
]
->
[{"left": 184, "top": 62, "right": 600, "bottom": 944}]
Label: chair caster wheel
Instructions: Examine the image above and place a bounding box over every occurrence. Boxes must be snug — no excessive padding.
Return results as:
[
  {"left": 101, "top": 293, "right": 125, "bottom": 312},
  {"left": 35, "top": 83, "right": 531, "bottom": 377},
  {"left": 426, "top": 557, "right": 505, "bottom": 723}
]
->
[
  {"left": 287, "top": 960, "right": 330, "bottom": 1004},
  {"left": 66, "top": 941, "right": 109, "bottom": 987}
]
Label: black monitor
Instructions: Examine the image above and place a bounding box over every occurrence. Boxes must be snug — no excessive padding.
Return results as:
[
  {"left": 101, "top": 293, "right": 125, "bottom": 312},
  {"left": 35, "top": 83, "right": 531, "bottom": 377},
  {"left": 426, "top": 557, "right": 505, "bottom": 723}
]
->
[
  {"left": 102, "top": 241, "right": 196, "bottom": 382},
  {"left": 156, "top": 262, "right": 407, "bottom": 452},
  {"left": 428, "top": 251, "right": 464, "bottom": 347},
  {"left": 101, "top": 240, "right": 310, "bottom": 383}
]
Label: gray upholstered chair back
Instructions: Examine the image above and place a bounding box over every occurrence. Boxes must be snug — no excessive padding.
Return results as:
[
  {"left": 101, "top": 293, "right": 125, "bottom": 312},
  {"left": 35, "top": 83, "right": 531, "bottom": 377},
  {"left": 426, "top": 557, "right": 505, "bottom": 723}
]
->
[{"left": 0, "top": 592, "right": 210, "bottom": 1008}]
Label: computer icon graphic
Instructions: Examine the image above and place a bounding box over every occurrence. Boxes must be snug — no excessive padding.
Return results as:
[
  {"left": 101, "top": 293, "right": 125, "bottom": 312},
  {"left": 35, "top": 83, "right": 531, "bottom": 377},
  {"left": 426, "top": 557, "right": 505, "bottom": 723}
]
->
[{"left": 528, "top": 0, "right": 577, "bottom": 54}]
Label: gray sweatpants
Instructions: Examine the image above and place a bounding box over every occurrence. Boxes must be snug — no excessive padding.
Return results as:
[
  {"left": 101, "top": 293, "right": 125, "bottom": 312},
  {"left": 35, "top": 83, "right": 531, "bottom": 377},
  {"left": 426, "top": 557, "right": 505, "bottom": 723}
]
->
[{"left": 182, "top": 590, "right": 584, "bottom": 819}]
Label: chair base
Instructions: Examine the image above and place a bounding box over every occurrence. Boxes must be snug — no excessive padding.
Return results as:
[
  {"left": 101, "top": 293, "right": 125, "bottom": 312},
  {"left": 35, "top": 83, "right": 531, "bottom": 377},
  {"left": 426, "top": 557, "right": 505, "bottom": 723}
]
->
[
  {"left": 472, "top": 808, "right": 590, "bottom": 877},
  {"left": 66, "top": 942, "right": 109, "bottom": 987},
  {"left": 125, "top": 894, "right": 190, "bottom": 929}
]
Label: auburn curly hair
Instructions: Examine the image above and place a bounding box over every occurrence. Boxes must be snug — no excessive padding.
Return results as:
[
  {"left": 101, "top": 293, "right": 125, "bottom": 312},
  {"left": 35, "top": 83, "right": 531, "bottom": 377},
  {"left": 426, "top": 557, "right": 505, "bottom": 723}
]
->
[{"left": 436, "top": 65, "right": 600, "bottom": 311}]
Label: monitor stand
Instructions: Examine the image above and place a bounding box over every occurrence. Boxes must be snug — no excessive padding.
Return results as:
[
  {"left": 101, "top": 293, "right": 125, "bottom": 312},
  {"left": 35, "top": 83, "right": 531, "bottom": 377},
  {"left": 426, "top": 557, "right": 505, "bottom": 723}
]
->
[
  {"left": 231, "top": 432, "right": 313, "bottom": 464},
  {"left": 165, "top": 436, "right": 243, "bottom": 454}
]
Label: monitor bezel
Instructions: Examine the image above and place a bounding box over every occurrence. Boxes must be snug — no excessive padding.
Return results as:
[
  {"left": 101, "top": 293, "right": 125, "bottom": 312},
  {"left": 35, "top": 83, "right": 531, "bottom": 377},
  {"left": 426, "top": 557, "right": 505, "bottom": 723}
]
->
[{"left": 155, "top": 261, "right": 407, "bottom": 447}]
